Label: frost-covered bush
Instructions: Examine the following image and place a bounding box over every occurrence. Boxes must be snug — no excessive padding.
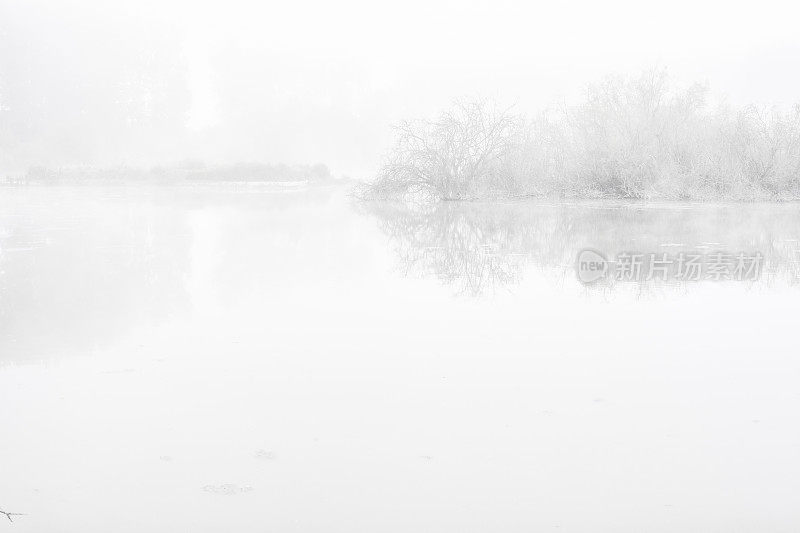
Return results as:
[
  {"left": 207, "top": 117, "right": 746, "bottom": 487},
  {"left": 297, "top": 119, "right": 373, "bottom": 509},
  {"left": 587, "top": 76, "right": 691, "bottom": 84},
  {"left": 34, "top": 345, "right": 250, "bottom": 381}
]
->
[{"left": 365, "top": 70, "right": 800, "bottom": 202}]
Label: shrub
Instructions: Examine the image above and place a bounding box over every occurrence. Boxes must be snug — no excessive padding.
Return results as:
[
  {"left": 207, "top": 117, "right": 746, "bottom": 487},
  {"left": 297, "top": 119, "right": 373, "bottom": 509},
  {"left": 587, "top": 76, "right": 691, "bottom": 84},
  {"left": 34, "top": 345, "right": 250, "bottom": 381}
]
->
[{"left": 364, "top": 70, "right": 800, "bottom": 202}]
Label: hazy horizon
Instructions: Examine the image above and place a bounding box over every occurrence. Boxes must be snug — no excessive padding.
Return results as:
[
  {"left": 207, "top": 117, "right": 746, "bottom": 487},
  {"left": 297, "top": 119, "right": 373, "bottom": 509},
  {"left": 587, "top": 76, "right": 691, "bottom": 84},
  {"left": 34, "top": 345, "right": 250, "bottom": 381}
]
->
[{"left": 2, "top": 0, "right": 800, "bottom": 178}]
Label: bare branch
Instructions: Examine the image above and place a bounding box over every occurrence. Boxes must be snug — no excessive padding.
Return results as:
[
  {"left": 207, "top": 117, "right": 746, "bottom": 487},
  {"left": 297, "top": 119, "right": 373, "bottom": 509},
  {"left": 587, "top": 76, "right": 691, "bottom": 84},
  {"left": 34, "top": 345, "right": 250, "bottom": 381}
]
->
[{"left": 0, "top": 509, "right": 26, "bottom": 523}]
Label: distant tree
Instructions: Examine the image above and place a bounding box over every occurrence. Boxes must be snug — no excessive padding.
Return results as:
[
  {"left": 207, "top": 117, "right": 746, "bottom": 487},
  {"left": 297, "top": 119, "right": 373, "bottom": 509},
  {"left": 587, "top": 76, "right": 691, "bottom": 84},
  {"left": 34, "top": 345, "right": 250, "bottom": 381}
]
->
[{"left": 0, "top": 2, "right": 189, "bottom": 172}]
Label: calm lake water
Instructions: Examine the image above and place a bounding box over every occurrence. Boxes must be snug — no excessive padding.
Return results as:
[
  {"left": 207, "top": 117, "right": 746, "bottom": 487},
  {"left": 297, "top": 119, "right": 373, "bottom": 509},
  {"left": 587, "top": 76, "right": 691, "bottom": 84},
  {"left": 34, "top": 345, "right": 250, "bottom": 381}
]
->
[{"left": 2, "top": 185, "right": 800, "bottom": 532}]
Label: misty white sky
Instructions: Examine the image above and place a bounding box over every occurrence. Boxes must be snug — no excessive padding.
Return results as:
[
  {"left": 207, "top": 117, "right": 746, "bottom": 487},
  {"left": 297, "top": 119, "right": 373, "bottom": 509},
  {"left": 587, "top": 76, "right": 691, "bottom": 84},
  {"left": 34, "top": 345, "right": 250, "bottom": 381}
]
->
[{"left": 1, "top": 0, "right": 798, "bottom": 176}]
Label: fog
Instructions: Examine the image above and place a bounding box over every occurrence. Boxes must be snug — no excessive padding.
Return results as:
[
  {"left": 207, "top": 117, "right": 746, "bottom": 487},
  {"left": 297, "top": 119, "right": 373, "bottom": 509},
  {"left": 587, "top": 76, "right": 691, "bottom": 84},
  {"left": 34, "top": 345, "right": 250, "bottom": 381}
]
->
[
  {"left": 2, "top": 0, "right": 799, "bottom": 177},
  {"left": 4, "top": 2, "right": 800, "bottom": 531}
]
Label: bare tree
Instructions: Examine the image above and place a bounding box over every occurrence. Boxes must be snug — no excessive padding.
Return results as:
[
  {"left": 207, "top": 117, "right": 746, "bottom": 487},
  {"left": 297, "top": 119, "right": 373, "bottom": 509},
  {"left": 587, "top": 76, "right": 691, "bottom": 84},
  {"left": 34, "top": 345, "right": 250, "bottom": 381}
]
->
[{"left": 366, "top": 100, "right": 524, "bottom": 201}]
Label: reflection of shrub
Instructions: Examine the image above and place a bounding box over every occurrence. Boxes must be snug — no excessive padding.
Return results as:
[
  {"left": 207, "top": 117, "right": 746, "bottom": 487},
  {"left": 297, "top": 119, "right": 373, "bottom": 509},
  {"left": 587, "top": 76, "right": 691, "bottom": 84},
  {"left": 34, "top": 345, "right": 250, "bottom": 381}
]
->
[
  {"left": 365, "top": 70, "right": 800, "bottom": 202},
  {"left": 361, "top": 199, "right": 800, "bottom": 295}
]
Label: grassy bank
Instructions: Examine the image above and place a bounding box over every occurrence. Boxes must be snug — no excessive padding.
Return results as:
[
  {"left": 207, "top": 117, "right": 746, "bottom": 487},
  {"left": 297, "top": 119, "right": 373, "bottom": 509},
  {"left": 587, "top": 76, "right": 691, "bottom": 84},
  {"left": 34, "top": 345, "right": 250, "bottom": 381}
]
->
[
  {"left": 360, "top": 70, "right": 800, "bottom": 202},
  {"left": 3, "top": 162, "right": 333, "bottom": 185}
]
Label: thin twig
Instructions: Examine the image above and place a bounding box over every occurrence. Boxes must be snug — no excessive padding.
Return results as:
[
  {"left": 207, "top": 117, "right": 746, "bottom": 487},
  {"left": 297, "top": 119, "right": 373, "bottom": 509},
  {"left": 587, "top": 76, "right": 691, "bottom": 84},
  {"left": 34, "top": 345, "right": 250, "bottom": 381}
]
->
[{"left": 0, "top": 509, "right": 26, "bottom": 523}]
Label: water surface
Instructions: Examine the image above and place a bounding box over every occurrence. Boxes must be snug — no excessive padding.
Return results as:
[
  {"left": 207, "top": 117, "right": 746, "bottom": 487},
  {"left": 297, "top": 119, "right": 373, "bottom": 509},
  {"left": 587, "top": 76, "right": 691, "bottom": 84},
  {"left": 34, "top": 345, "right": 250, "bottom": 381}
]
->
[{"left": 1, "top": 185, "right": 799, "bottom": 532}]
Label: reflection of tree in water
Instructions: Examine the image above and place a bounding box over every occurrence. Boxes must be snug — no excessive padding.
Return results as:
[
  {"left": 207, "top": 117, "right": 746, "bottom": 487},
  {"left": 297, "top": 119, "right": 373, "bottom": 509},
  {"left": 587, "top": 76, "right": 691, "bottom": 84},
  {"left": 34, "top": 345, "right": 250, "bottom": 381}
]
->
[
  {"left": 362, "top": 200, "right": 800, "bottom": 295},
  {"left": 368, "top": 203, "right": 528, "bottom": 294},
  {"left": 362, "top": 201, "right": 589, "bottom": 295}
]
